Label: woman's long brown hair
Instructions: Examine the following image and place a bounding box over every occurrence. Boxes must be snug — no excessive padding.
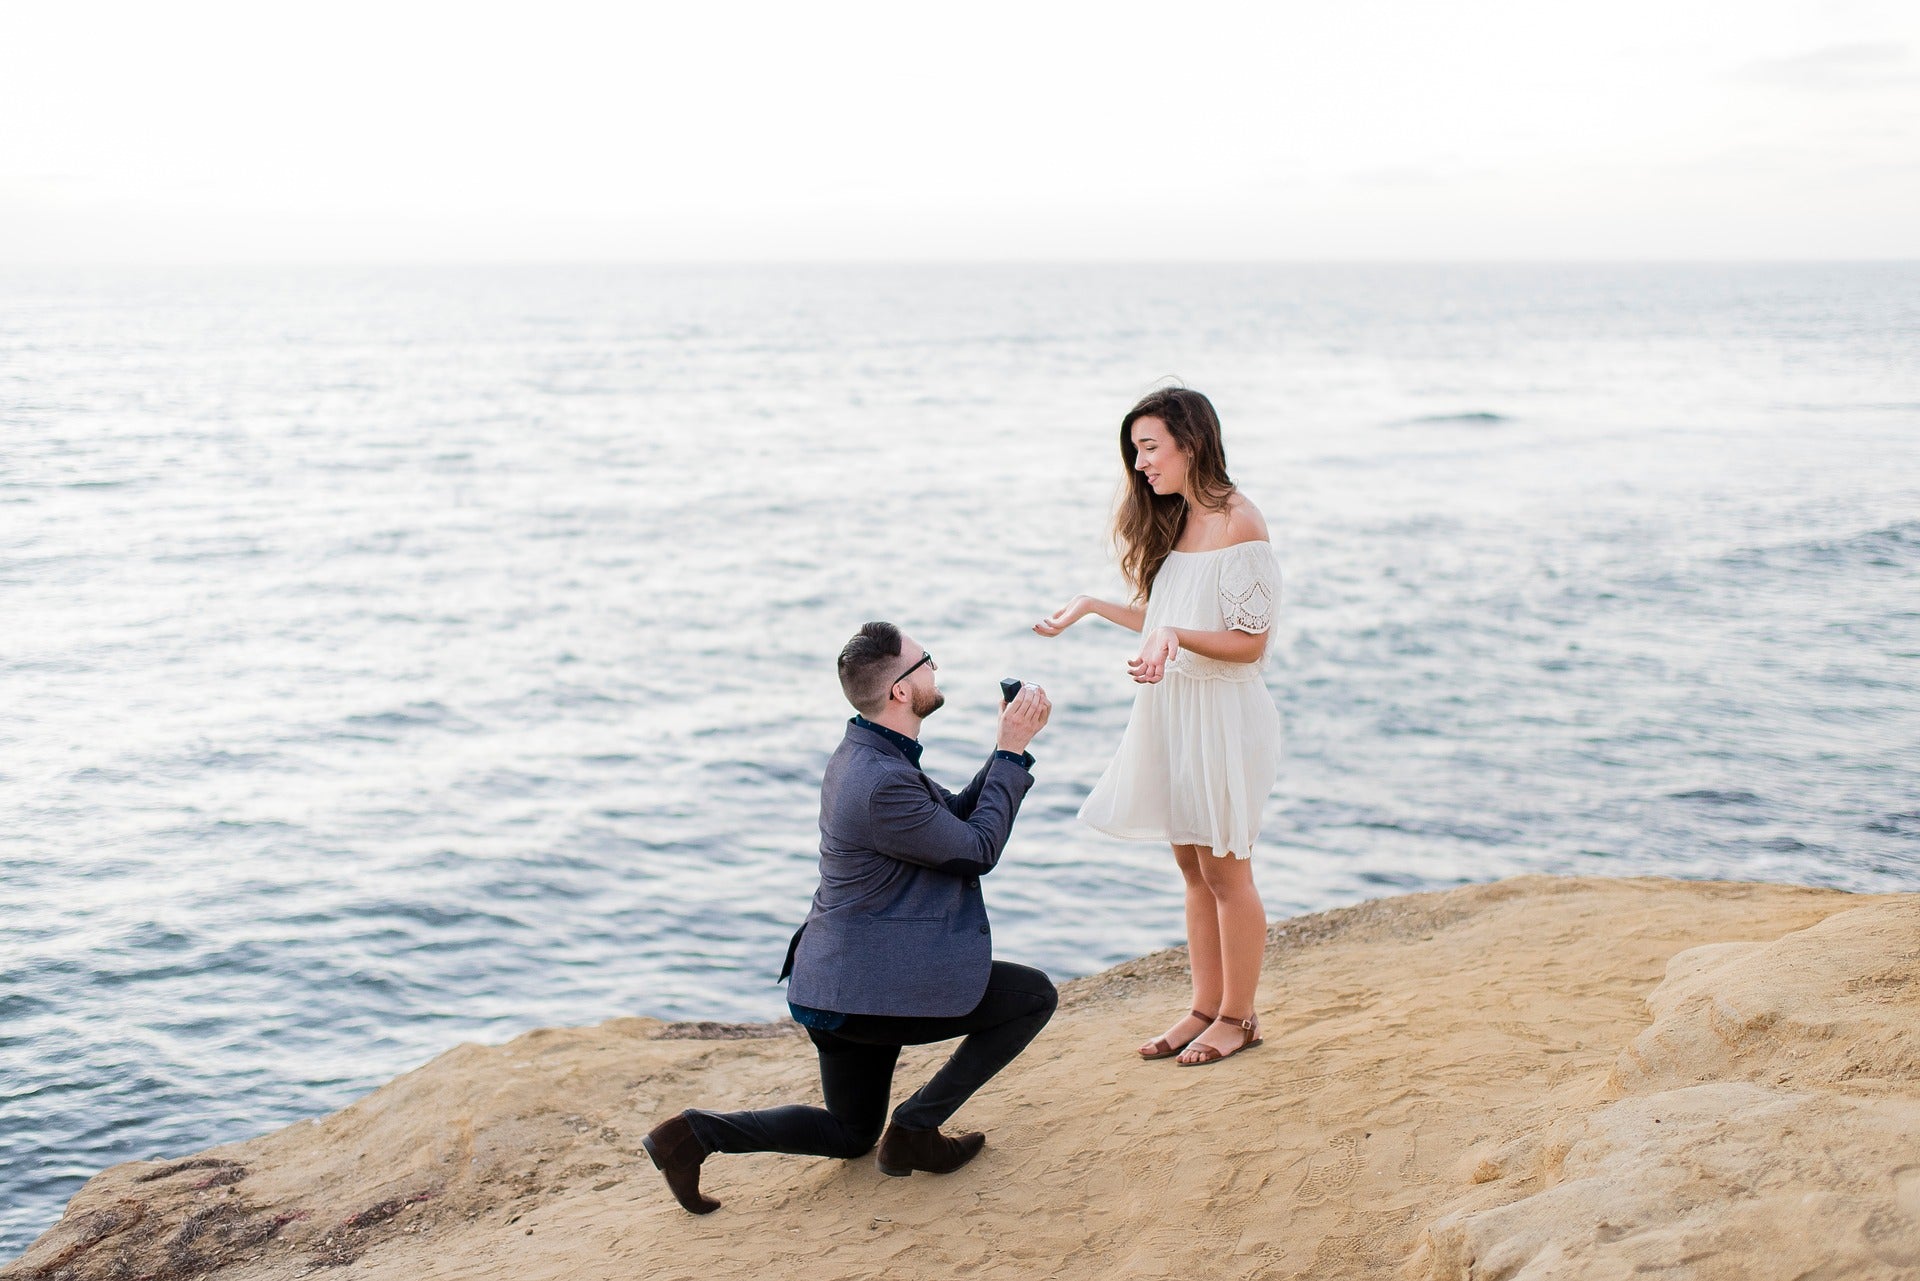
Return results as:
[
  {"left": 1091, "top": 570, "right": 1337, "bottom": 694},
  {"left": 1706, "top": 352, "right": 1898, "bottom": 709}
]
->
[{"left": 1115, "top": 387, "right": 1236, "bottom": 604}]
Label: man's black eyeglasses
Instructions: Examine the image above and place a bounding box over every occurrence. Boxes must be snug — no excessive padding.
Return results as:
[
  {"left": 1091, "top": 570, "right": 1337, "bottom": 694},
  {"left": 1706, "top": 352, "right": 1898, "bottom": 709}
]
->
[{"left": 893, "top": 651, "right": 934, "bottom": 685}]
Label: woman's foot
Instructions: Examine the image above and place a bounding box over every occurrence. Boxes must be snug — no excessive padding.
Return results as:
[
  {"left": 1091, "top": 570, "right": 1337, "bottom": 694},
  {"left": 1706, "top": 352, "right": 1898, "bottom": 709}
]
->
[
  {"left": 1138, "top": 1009, "right": 1217, "bottom": 1060},
  {"left": 1176, "top": 1013, "right": 1262, "bottom": 1066}
]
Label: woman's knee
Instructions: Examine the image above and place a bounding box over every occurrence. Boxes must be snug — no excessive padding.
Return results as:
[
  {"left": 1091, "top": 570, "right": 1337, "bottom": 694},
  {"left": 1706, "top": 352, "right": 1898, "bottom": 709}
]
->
[
  {"left": 1196, "top": 851, "right": 1254, "bottom": 893},
  {"left": 1173, "top": 842, "right": 1210, "bottom": 876}
]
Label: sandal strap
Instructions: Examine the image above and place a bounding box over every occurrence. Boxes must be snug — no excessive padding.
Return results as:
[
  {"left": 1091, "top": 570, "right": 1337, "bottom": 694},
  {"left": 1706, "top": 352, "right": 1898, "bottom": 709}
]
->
[{"left": 1190, "top": 1009, "right": 1218, "bottom": 1023}]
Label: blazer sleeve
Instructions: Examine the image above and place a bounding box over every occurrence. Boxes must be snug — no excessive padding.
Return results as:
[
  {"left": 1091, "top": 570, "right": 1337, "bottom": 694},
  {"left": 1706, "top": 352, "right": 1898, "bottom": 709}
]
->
[
  {"left": 939, "top": 751, "right": 1039, "bottom": 819},
  {"left": 938, "top": 757, "right": 993, "bottom": 818},
  {"left": 867, "top": 757, "right": 1032, "bottom": 876}
]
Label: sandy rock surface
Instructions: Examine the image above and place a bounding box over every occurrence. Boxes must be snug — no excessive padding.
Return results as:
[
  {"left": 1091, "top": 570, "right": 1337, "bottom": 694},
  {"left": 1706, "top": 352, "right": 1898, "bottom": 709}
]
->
[{"left": 9, "top": 875, "right": 1915, "bottom": 1281}]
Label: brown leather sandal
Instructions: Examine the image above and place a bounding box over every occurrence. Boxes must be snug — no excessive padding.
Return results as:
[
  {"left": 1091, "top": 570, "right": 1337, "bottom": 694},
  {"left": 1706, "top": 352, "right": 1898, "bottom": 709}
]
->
[
  {"left": 1138, "top": 1009, "right": 1218, "bottom": 1060},
  {"left": 1175, "top": 1014, "right": 1263, "bottom": 1066}
]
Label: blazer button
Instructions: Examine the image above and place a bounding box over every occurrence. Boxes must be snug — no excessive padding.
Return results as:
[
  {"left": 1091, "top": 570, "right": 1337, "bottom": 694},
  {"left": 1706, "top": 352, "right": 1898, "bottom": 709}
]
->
[
  {"left": 966, "top": 878, "right": 980, "bottom": 888},
  {"left": 978, "top": 924, "right": 990, "bottom": 934}
]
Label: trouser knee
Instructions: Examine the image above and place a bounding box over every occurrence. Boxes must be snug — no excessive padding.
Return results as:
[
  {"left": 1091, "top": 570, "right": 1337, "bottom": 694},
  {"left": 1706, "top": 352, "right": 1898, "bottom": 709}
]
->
[
  {"left": 1005, "top": 977, "right": 1058, "bottom": 1042},
  {"left": 1004, "top": 973, "right": 1058, "bottom": 1033},
  {"left": 832, "top": 1121, "right": 884, "bottom": 1158}
]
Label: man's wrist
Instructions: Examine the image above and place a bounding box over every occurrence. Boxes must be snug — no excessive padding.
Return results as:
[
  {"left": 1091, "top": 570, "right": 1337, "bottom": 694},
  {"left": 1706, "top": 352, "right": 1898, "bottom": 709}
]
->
[{"left": 993, "top": 747, "right": 1035, "bottom": 769}]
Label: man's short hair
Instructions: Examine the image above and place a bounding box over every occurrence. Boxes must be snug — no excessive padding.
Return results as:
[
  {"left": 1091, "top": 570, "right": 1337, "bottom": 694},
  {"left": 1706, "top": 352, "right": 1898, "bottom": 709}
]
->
[{"left": 838, "top": 621, "right": 904, "bottom": 715}]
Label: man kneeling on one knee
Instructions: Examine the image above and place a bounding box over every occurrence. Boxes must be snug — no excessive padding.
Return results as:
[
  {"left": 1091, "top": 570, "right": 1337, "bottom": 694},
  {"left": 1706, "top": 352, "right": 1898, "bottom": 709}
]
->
[{"left": 643, "top": 621, "right": 1058, "bottom": 1213}]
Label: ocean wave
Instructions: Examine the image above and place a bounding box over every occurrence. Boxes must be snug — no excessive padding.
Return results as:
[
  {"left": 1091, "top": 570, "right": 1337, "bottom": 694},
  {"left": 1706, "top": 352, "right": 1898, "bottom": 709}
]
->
[
  {"left": 339, "top": 701, "right": 480, "bottom": 734},
  {"left": 1395, "top": 411, "right": 1512, "bottom": 426},
  {"left": 1341, "top": 815, "right": 1520, "bottom": 845},
  {"left": 1723, "top": 520, "right": 1920, "bottom": 572},
  {"left": 1865, "top": 812, "right": 1920, "bottom": 838},
  {"left": 1668, "top": 789, "right": 1764, "bottom": 806}
]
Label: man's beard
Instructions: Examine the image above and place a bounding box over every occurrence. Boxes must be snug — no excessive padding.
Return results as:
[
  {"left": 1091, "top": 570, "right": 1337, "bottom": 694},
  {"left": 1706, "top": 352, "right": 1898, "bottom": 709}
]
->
[{"left": 910, "top": 686, "right": 945, "bottom": 718}]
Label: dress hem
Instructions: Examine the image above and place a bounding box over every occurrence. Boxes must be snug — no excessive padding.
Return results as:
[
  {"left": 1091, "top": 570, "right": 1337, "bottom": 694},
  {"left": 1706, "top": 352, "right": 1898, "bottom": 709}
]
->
[{"left": 1078, "top": 817, "right": 1254, "bottom": 859}]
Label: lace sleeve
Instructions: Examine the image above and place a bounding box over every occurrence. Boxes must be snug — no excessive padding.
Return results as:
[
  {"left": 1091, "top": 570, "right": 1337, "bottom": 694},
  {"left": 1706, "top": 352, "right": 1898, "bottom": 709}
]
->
[{"left": 1219, "top": 541, "right": 1280, "bottom": 634}]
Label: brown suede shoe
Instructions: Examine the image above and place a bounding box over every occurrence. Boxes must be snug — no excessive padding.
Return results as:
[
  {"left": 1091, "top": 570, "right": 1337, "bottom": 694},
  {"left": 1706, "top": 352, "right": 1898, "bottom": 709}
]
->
[
  {"left": 641, "top": 1112, "right": 721, "bottom": 1214},
  {"left": 875, "top": 1123, "right": 986, "bottom": 1177}
]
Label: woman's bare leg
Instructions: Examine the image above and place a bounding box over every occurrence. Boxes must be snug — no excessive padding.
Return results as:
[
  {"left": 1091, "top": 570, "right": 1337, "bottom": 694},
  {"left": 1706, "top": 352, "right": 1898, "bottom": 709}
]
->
[
  {"left": 1139, "top": 843, "right": 1221, "bottom": 1056},
  {"left": 1178, "top": 848, "right": 1266, "bottom": 1062}
]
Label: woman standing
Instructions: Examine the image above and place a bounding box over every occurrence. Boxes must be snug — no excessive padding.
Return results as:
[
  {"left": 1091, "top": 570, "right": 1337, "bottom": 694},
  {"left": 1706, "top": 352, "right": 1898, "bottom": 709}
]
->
[{"left": 1036, "top": 387, "right": 1281, "bottom": 1066}]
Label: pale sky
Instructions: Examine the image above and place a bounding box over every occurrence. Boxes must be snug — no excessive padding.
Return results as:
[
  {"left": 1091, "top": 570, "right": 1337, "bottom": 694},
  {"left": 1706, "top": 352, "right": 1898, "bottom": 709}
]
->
[{"left": 2, "top": 0, "right": 1916, "bottom": 262}]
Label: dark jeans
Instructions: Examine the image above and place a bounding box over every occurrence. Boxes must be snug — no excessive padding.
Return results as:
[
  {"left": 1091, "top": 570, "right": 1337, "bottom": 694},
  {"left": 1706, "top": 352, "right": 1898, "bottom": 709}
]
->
[{"left": 684, "top": 961, "right": 1057, "bottom": 1158}]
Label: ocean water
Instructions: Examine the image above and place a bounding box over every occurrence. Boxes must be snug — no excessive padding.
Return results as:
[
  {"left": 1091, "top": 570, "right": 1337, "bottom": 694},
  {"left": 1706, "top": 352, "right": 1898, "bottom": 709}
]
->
[{"left": 2, "top": 262, "right": 1916, "bottom": 1253}]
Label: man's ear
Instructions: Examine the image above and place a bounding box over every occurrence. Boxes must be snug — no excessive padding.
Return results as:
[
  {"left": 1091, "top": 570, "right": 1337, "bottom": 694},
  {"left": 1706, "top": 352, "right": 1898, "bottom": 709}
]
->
[{"left": 886, "top": 679, "right": 908, "bottom": 706}]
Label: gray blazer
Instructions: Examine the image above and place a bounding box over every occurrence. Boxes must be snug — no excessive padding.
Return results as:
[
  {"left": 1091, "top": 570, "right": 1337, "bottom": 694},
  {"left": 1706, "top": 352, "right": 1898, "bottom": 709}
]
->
[{"left": 782, "top": 720, "right": 1034, "bottom": 1018}]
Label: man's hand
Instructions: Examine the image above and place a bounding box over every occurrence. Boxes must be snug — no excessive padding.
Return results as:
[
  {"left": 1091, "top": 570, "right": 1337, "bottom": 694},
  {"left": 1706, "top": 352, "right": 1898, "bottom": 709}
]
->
[{"left": 997, "top": 683, "right": 1052, "bottom": 754}]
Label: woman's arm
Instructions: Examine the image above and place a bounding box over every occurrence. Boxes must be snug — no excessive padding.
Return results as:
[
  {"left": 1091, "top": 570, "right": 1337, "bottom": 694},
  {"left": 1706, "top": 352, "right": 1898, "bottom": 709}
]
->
[
  {"left": 1128, "top": 625, "right": 1267, "bottom": 683},
  {"left": 1034, "top": 594, "right": 1146, "bottom": 636},
  {"left": 1170, "top": 625, "right": 1267, "bottom": 663}
]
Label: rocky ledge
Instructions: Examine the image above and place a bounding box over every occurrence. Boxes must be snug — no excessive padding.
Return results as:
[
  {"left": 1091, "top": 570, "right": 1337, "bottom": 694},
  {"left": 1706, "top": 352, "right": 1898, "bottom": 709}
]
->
[{"left": 8, "top": 875, "right": 1917, "bottom": 1280}]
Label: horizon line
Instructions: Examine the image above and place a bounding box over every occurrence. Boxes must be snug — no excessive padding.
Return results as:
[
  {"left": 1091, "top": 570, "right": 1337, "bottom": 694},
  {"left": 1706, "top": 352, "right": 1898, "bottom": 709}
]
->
[{"left": 3, "top": 256, "right": 1916, "bottom": 270}]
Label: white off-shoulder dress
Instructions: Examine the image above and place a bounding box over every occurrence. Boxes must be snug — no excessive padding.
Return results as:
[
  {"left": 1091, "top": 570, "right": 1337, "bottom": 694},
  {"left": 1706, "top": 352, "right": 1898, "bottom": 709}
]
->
[{"left": 1078, "top": 540, "right": 1282, "bottom": 859}]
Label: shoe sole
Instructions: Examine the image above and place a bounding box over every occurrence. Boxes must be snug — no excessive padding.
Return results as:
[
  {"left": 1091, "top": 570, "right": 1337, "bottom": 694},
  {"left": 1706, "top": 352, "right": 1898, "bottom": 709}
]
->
[{"left": 877, "top": 1148, "right": 984, "bottom": 1176}]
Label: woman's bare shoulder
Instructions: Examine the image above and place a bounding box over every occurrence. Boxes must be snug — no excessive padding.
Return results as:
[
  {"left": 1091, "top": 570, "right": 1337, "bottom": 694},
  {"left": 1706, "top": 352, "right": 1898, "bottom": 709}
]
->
[{"left": 1223, "top": 492, "right": 1269, "bottom": 544}]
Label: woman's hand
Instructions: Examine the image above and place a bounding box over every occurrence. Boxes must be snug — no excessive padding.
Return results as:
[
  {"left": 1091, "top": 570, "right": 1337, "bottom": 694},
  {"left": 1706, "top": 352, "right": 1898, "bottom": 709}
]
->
[
  {"left": 1128, "top": 627, "right": 1180, "bottom": 683},
  {"left": 1033, "top": 595, "right": 1093, "bottom": 637}
]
